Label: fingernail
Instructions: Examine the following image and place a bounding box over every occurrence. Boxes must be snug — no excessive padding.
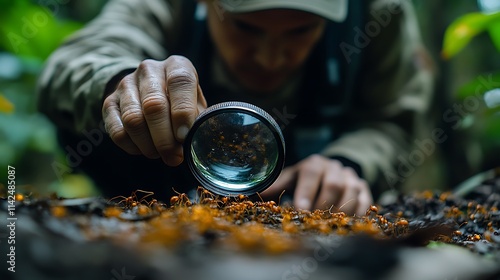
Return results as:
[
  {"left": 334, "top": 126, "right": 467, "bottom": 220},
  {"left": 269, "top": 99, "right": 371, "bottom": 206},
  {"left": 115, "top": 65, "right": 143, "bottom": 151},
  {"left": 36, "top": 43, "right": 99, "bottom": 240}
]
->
[
  {"left": 297, "top": 198, "right": 310, "bottom": 210},
  {"left": 177, "top": 126, "right": 189, "bottom": 141}
]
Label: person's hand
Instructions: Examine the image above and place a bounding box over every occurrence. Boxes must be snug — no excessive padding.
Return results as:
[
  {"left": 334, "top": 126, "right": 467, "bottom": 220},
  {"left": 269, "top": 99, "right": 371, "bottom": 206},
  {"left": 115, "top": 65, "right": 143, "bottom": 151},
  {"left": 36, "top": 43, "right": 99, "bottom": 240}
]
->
[
  {"left": 102, "top": 56, "right": 207, "bottom": 166},
  {"left": 261, "top": 154, "right": 373, "bottom": 215}
]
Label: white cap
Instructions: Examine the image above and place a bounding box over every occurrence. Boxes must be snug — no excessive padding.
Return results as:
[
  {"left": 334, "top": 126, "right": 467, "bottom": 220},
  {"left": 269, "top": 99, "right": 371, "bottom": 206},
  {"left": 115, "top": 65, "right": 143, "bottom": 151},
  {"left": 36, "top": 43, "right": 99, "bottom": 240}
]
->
[{"left": 218, "top": 0, "right": 348, "bottom": 22}]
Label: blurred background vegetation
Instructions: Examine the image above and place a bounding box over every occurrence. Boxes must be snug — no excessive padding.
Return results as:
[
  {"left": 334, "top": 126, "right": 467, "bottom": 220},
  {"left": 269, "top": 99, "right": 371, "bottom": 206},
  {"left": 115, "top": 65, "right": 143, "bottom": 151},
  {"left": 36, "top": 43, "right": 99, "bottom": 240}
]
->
[
  {"left": 0, "top": 0, "right": 499, "bottom": 198},
  {"left": 0, "top": 0, "right": 105, "bottom": 197},
  {"left": 408, "top": 0, "right": 500, "bottom": 192}
]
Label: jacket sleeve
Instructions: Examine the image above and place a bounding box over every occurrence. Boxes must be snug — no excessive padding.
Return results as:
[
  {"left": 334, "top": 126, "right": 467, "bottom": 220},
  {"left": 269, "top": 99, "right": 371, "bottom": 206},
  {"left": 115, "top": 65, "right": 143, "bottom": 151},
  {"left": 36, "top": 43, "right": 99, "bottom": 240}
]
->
[
  {"left": 321, "top": 0, "right": 435, "bottom": 192},
  {"left": 37, "top": 0, "right": 184, "bottom": 133}
]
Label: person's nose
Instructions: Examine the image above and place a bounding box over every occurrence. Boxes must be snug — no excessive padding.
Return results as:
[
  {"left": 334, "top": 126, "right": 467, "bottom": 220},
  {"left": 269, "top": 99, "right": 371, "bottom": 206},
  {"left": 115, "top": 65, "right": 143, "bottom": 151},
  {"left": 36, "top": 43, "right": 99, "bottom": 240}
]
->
[{"left": 254, "top": 37, "right": 286, "bottom": 71}]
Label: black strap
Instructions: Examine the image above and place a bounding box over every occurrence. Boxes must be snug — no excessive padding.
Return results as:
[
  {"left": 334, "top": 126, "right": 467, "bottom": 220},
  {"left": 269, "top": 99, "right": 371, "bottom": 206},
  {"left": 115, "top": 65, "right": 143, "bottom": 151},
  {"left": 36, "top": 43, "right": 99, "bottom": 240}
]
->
[{"left": 301, "top": 0, "right": 366, "bottom": 123}]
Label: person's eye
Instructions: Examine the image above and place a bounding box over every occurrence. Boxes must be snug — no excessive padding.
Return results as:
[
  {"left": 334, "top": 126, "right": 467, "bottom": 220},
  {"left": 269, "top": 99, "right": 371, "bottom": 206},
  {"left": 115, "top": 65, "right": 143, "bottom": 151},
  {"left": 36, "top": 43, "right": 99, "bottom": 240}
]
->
[
  {"left": 288, "top": 25, "right": 318, "bottom": 37},
  {"left": 287, "top": 22, "right": 324, "bottom": 37},
  {"left": 233, "top": 20, "right": 262, "bottom": 35},
  {"left": 290, "top": 26, "right": 313, "bottom": 36}
]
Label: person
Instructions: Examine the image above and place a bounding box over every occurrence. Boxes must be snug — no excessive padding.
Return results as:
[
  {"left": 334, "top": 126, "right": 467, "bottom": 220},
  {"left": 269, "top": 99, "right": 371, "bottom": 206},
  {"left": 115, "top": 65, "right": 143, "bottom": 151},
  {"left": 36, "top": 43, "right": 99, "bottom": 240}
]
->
[{"left": 37, "top": 0, "right": 434, "bottom": 215}]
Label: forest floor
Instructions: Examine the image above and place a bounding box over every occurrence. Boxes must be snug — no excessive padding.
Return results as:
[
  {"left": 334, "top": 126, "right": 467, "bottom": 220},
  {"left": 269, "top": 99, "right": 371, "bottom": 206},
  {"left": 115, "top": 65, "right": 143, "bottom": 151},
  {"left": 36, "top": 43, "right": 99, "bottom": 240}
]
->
[{"left": 1, "top": 174, "right": 500, "bottom": 280}]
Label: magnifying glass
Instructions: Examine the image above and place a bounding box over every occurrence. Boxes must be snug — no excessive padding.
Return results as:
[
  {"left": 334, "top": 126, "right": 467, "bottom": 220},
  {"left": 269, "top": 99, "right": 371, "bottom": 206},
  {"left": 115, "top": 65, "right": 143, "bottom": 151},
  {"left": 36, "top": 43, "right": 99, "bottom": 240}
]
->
[{"left": 184, "top": 101, "right": 285, "bottom": 196}]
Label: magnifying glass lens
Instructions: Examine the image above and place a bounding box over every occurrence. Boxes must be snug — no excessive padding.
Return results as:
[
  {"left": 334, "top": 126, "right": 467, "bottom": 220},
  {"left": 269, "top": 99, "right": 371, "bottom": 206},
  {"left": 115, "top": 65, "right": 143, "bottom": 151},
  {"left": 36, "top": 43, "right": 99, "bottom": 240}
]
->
[{"left": 185, "top": 102, "right": 285, "bottom": 195}]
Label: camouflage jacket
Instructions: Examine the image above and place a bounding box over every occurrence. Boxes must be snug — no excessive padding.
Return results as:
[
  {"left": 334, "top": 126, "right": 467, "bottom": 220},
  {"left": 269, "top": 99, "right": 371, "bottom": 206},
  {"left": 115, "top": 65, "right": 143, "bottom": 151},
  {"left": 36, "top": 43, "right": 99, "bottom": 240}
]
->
[{"left": 37, "top": 0, "right": 435, "bottom": 195}]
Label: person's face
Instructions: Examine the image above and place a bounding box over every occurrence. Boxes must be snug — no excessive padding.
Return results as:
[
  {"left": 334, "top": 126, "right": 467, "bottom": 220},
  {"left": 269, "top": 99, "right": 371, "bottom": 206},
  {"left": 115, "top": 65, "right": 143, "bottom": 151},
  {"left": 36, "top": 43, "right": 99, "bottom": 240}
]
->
[{"left": 206, "top": 4, "right": 326, "bottom": 94}]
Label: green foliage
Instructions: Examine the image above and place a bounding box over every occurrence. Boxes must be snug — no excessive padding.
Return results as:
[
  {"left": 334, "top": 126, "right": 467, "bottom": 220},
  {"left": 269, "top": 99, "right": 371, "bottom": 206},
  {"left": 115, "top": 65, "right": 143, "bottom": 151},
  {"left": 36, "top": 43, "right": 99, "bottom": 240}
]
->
[
  {"left": 0, "top": 0, "right": 97, "bottom": 195},
  {"left": 457, "top": 73, "right": 500, "bottom": 100},
  {"left": 442, "top": 11, "right": 500, "bottom": 59},
  {"left": 0, "top": 0, "right": 82, "bottom": 60},
  {"left": 442, "top": 8, "right": 500, "bottom": 165},
  {"left": 488, "top": 21, "right": 500, "bottom": 51}
]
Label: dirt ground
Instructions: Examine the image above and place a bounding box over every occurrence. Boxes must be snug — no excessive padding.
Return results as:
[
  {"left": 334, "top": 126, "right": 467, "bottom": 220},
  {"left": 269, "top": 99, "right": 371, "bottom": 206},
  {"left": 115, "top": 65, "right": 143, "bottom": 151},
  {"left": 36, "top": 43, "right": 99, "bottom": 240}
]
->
[{"left": 1, "top": 174, "right": 500, "bottom": 280}]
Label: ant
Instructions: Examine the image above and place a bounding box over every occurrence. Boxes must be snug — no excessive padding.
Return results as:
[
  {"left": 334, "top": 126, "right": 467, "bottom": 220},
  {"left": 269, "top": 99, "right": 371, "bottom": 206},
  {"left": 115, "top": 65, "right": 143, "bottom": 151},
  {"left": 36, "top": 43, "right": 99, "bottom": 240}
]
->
[
  {"left": 169, "top": 188, "right": 192, "bottom": 207},
  {"left": 365, "top": 205, "right": 379, "bottom": 216},
  {"left": 108, "top": 189, "right": 154, "bottom": 209},
  {"left": 197, "top": 186, "right": 216, "bottom": 202},
  {"left": 196, "top": 186, "right": 223, "bottom": 208},
  {"left": 144, "top": 198, "right": 167, "bottom": 213},
  {"left": 255, "top": 190, "right": 285, "bottom": 214}
]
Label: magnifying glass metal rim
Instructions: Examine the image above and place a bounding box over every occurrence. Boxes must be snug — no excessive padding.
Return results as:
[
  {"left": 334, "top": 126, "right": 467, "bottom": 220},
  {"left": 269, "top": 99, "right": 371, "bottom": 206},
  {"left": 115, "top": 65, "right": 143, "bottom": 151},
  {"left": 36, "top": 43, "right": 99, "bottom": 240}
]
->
[{"left": 184, "top": 101, "right": 285, "bottom": 196}]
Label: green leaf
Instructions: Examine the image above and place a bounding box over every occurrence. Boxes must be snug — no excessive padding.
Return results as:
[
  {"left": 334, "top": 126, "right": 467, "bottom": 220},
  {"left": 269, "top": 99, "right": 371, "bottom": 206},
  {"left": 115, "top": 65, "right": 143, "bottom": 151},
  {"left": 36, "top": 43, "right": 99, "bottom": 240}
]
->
[
  {"left": 487, "top": 21, "right": 500, "bottom": 52},
  {"left": 442, "top": 12, "right": 500, "bottom": 60},
  {"left": 0, "top": 2, "right": 82, "bottom": 60},
  {"left": 457, "top": 72, "right": 500, "bottom": 99}
]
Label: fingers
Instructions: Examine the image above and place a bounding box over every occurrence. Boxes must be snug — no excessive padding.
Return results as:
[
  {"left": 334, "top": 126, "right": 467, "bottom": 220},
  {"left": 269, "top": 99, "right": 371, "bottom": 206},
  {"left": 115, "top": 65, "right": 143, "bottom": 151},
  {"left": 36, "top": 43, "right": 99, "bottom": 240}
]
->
[
  {"left": 103, "top": 79, "right": 142, "bottom": 156},
  {"left": 138, "top": 59, "right": 182, "bottom": 166},
  {"left": 293, "top": 155, "right": 324, "bottom": 211},
  {"left": 336, "top": 168, "right": 372, "bottom": 216},
  {"left": 197, "top": 83, "right": 208, "bottom": 113},
  {"left": 102, "top": 56, "right": 204, "bottom": 166},
  {"left": 164, "top": 56, "right": 202, "bottom": 142},
  {"left": 118, "top": 67, "right": 160, "bottom": 159},
  {"left": 331, "top": 168, "right": 360, "bottom": 214},
  {"left": 355, "top": 181, "right": 373, "bottom": 216},
  {"left": 313, "top": 160, "right": 345, "bottom": 210},
  {"left": 316, "top": 165, "right": 372, "bottom": 216},
  {"left": 285, "top": 155, "right": 374, "bottom": 216}
]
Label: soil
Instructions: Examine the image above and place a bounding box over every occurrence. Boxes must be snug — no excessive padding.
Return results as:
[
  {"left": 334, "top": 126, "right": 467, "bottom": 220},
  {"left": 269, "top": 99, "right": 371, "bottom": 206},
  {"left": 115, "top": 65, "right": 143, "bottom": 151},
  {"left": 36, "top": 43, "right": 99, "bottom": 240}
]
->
[{"left": 1, "top": 176, "right": 500, "bottom": 280}]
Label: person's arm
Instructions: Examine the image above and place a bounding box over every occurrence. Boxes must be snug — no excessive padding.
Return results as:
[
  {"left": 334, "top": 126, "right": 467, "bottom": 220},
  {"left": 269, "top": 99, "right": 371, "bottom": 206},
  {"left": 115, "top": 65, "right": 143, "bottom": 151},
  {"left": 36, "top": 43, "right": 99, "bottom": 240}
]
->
[
  {"left": 321, "top": 0, "right": 435, "bottom": 193},
  {"left": 37, "top": 0, "right": 184, "bottom": 133}
]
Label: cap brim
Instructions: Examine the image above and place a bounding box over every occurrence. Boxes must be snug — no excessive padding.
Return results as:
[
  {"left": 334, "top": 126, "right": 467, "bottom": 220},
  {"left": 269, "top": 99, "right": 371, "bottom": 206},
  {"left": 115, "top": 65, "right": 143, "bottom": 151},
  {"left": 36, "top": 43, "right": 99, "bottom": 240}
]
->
[{"left": 219, "top": 0, "right": 348, "bottom": 22}]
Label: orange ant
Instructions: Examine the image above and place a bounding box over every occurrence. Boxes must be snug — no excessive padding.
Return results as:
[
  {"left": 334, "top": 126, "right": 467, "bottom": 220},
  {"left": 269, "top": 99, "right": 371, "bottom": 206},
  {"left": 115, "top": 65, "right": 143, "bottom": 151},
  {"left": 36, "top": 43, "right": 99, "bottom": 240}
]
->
[
  {"left": 393, "top": 218, "right": 409, "bottom": 235},
  {"left": 395, "top": 219, "right": 408, "bottom": 226},
  {"left": 15, "top": 193, "right": 25, "bottom": 202},
  {"left": 365, "top": 205, "right": 379, "bottom": 216},
  {"left": 254, "top": 190, "right": 285, "bottom": 214},
  {"left": 218, "top": 196, "right": 230, "bottom": 207},
  {"left": 200, "top": 197, "right": 221, "bottom": 209},
  {"left": 236, "top": 194, "right": 248, "bottom": 202},
  {"left": 109, "top": 195, "right": 137, "bottom": 208},
  {"left": 109, "top": 189, "right": 154, "bottom": 209},
  {"left": 196, "top": 187, "right": 225, "bottom": 208},
  {"left": 170, "top": 188, "right": 192, "bottom": 207},
  {"left": 144, "top": 198, "right": 167, "bottom": 212},
  {"left": 196, "top": 186, "right": 216, "bottom": 203}
]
